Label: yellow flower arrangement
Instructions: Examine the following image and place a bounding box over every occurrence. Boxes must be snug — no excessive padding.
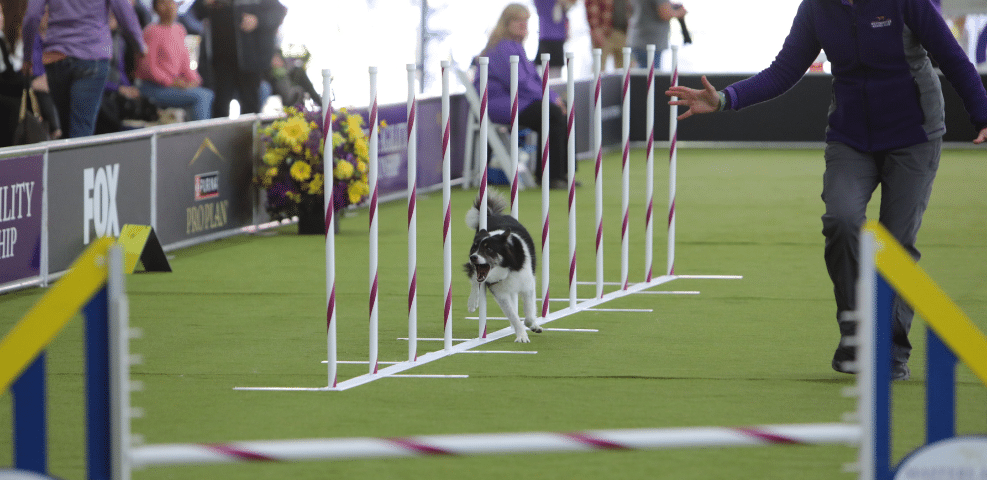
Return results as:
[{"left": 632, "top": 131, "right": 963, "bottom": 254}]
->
[{"left": 254, "top": 105, "right": 381, "bottom": 221}]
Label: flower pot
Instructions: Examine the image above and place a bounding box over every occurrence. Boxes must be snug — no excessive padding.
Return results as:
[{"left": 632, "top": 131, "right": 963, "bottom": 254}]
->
[{"left": 297, "top": 200, "right": 339, "bottom": 235}]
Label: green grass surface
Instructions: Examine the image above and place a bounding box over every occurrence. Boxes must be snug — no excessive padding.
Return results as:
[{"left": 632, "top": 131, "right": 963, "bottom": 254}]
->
[{"left": 2, "top": 147, "right": 986, "bottom": 479}]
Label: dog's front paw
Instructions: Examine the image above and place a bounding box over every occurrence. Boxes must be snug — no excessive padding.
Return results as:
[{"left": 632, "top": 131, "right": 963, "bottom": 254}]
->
[
  {"left": 514, "top": 332, "right": 531, "bottom": 343},
  {"left": 525, "top": 319, "right": 543, "bottom": 333}
]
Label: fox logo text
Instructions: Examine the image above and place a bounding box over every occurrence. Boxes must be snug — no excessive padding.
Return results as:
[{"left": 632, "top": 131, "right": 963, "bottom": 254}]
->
[{"left": 84, "top": 164, "right": 121, "bottom": 244}]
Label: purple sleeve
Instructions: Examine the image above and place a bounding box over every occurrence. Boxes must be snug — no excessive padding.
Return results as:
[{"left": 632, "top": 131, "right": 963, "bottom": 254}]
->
[
  {"left": 904, "top": 0, "right": 987, "bottom": 130},
  {"left": 723, "top": 0, "right": 819, "bottom": 110},
  {"left": 110, "top": 0, "right": 148, "bottom": 53},
  {"left": 21, "top": 0, "right": 46, "bottom": 66}
]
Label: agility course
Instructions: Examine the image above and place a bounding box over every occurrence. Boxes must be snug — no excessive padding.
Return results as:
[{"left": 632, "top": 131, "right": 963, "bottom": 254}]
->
[{"left": 2, "top": 45, "right": 987, "bottom": 479}]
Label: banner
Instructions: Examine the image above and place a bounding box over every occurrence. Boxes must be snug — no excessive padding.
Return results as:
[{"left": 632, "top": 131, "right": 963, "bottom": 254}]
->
[
  {"left": 0, "top": 154, "right": 43, "bottom": 285},
  {"left": 47, "top": 140, "right": 153, "bottom": 273},
  {"left": 154, "top": 122, "right": 257, "bottom": 247}
]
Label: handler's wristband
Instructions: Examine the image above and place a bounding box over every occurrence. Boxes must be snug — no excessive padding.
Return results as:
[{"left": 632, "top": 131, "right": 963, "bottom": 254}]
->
[{"left": 717, "top": 91, "right": 727, "bottom": 111}]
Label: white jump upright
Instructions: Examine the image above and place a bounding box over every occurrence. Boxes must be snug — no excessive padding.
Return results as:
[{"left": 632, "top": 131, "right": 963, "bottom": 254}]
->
[
  {"left": 406, "top": 64, "right": 418, "bottom": 362},
  {"left": 478, "top": 57, "right": 490, "bottom": 339},
  {"left": 540, "top": 53, "right": 552, "bottom": 319},
  {"left": 644, "top": 45, "right": 656, "bottom": 282},
  {"left": 593, "top": 48, "right": 604, "bottom": 299},
  {"left": 321, "top": 69, "right": 337, "bottom": 388},
  {"left": 368, "top": 66, "right": 380, "bottom": 374},
  {"left": 566, "top": 52, "right": 577, "bottom": 309},
  {"left": 667, "top": 45, "right": 679, "bottom": 276},
  {"left": 620, "top": 47, "right": 632, "bottom": 290},
  {"left": 510, "top": 55, "right": 520, "bottom": 219},
  {"left": 441, "top": 61, "right": 454, "bottom": 351}
]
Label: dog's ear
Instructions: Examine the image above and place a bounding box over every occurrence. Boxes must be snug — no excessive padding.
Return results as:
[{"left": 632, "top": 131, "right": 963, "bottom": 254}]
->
[{"left": 501, "top": 228, "right": 512, "bottom": 239}]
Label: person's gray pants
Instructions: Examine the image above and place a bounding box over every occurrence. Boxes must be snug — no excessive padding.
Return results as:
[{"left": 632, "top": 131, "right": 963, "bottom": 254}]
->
[{"left": 821, "top": 138, "right": 941, "bottom": 366}]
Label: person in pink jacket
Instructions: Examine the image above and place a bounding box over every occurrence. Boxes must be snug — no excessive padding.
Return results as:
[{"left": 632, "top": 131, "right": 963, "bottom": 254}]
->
[{"left": 136, "top": 0, "right": 213, "bottom": 121}]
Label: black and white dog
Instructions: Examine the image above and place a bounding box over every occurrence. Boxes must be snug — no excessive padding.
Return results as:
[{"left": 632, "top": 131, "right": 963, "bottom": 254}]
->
[{"left": 464, "top": 191, "right": 543, "bottom": 343}]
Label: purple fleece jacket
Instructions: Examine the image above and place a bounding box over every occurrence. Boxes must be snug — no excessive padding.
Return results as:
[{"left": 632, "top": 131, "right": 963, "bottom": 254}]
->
[
  {"left": 22, "top": 0, "right": 146, "bottom": 63},
  {"left": 722, "top": 0, "right": 987, "bottom": 152}
]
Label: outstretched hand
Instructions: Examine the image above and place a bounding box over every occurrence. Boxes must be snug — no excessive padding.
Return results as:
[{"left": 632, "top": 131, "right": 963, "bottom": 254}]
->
[
  {"left": 974, "top": 126, "right": 987, "bottom": 144},
  {"left": 665, "top": 75, "right": 720, "bottom": 120}
]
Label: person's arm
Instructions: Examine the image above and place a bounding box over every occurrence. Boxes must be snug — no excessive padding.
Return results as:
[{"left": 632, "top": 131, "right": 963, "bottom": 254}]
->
[
  {"left": 657, "top": 1, "right": 686, "bottom": 21},
  {"left": 20, "top": 0, "right": 45, "bottom": 74},
  {"left": 904, "top": 0, "right": 987, "bottom": 140},
  {"left": 110, "top": 0, "right": 149, "bottom": 55}
]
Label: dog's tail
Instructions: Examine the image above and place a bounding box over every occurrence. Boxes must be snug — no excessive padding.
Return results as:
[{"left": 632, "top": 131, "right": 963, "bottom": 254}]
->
[{"left": 465, "top": 189, "right": 509, "bottom": 230}]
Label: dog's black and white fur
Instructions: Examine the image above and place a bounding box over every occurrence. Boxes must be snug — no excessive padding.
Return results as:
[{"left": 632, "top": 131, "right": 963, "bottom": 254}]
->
[{"left": 464, "top": 191, "right": 542, "bottom": 343}]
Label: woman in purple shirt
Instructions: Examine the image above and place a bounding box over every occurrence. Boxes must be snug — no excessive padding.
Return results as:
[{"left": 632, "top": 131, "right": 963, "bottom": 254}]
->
[
  {"left": 481, "top": 3, "right": 570, "bottom": 189},
  {"left": 22, "top": 0, "right": 146, "bottom": 138},
  {"left": 667, "top": 0, "right": 987, "bottom": 381}
]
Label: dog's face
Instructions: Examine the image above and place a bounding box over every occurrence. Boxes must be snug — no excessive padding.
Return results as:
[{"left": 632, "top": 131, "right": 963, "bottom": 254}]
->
[{"left": 468, "top": 228, "right": 513, "bottom": 283}]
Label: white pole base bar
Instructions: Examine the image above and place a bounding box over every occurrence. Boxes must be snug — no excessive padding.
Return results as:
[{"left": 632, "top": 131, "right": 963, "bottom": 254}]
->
[
  {"left": 129, "top": 423, "right": 860, "bottom": 468},
  {"left": 235, "top": 273, "right": 742, "bottom": 393}
]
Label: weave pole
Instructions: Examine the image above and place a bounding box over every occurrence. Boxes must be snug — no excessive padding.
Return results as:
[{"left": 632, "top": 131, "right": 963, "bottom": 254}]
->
[
  {"left": 668, "top": 46, "right": 679, "bottom": 276},
  {"left": 129, "top": 423, "right": 861, "bottom": 467},
  {"left": 566, "top": 52, "right": 577, "bottom": 309},
  {"left": 620, "top": 47, "right": 631, "bottom": 290},
  {"left": 478, "top": 57, "right": 489, "bottom": 339},
  {"left": 593, "top": 49, "right": 604, "bottom": 299},
  {"left": 440, "top": 61, "right": 453, "bottom": 351},
  {"left": 510, "top": 55, "right": 520, "bottom": 218},
  {"left": 644, "top": 45, "right": 656, "bottom": 282},
  {"left": 406, "top": 64, "right": 418, "bottom": 362},
  {"left": 368, "top": 67, "right": 380, "bottom": 374},
  {"left": 321, "top": 70, "right": 337, "bottom": 388},
  {"left": 540, "top": 53, "right": 551, "bottom": 318}
]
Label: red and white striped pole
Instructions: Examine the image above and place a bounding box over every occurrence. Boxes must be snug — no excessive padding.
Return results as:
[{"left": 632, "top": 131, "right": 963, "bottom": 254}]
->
[
  {"left": 368, "top": 66, "right": 380, "bottom": 375},
  {"left": 478, "top": 57, "right": 490, "bottom": 339},
  {"left": 592, "top": 49, "right": 604, "bottom": 299},
  {"left": 440, "top": 61, "right": 453, "bottom": 351},
  {"left": 565, "top": 52, "right": 577, "bottom": 309},
  {"left": 509, "top": 55, "right": 520, "bottom": 219},
  {"left": 668, "top": 46, "right": 679, "bottom": 276},
  {"left": 540, "top": 53, "right": 551, "bottom": 319},
  {"left": 406, "top": 64, "right": 418, "bottom": 362},
  {"left": 620, "top": 47, "right": 631, "bottom": 290},
  {"left": 321, "top": 69, "right": 337, "bottom": 388},
  {"left": 129, "top": 423, "right": 861, "bottom": 467},
  {"left": 644, "top": 45, "right": 656, "bottom": 282}
]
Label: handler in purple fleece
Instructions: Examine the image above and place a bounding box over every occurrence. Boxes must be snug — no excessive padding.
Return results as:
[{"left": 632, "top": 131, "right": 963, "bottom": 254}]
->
[
  {"left": 22, "top": 0, "right": 147, "bottom": 138},
  {"left": 666, "top": 0, "right": 987, "bottom": 381}
]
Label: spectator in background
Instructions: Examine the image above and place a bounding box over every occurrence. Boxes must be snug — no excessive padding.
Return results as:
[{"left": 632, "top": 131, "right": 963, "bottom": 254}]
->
[
  {"left": 585, "top": 0, "right": 629, "bottom": 71},
  {"left": 533, "top": 0, "right": 574, "bottom": 78},
  {"left": 481, "top": 3, "right": 570, "bottom": 189},
  {"left": 136, "top": 0, "right": 213, "bottom": 121},
  {"left": 628, "top": 0, "right": 686, "bottom": 69},
  {"left": 191, "top": 0, "right": 286, "bottom": 118},
  {"left": 96, "top": 11, "right": 157, "bottom": 133},
  {"left": 22, "top": 0, "right": 146, "bottom": 138},
  {"left": 268, "top": 49, "right": 320, "bottom": 107}
]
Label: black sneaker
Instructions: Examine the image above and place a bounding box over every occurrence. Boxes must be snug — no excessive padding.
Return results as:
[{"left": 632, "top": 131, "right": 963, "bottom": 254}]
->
[
  {"left": 832, "top": 357, "right": 858, "bottom": 375},
  {"left": 892, "top": 363, "right": 910, "bottom": 381}
]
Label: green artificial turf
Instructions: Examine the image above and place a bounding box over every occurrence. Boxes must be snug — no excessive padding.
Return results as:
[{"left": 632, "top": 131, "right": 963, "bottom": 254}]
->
[{"left": 1, "top": 147, "right": 985, "bottom": 479}]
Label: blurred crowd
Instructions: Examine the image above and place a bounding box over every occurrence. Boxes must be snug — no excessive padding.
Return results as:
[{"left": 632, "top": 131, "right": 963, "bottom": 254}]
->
[{"left": 0, "top": 0, "right": 320, "bottom": 147}]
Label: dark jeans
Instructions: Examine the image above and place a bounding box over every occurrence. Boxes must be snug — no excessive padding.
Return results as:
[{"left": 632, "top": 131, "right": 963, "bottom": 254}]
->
[
  {"left": 517, "top": 101, "right": 569, "bottom": 183},
  {"left": 822, "top": 139, "right": 941, "bottom": 366},
  {"left": 45, "top": 57, "right": 110, "bottom": 138}
]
